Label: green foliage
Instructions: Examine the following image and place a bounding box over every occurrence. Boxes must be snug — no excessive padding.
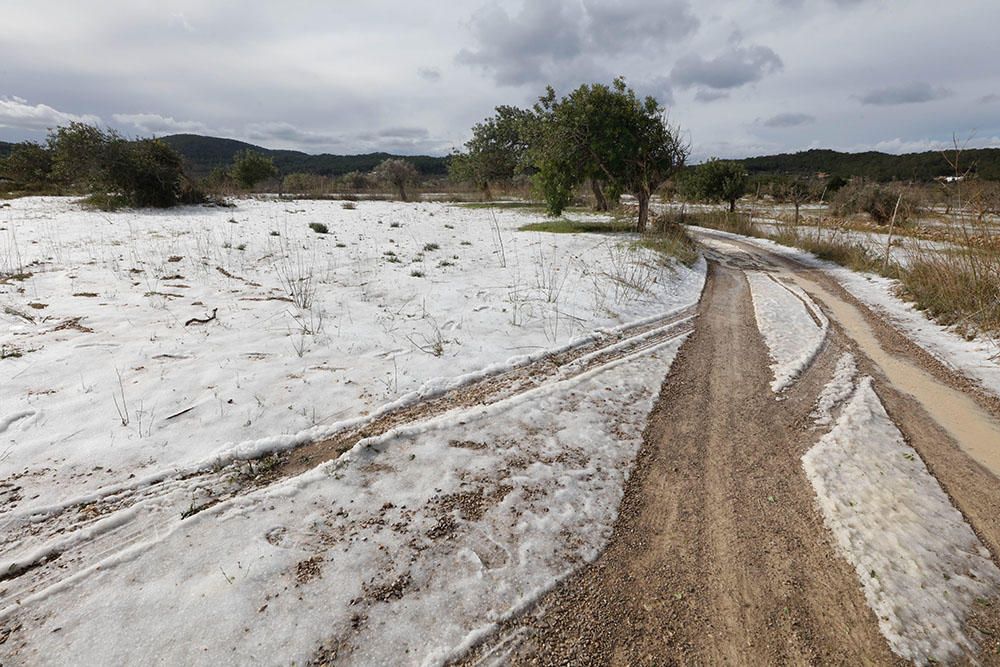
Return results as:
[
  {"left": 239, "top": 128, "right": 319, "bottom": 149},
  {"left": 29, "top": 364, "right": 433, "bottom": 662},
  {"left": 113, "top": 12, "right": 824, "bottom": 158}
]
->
[
  {"left": 825, "top": 175, "right": 849, "bottom": 192},
  {"left": 681, "top": 159, "right": 748, "bottom": 212},
  {"left": 519, "top": 218, "right": 633, "bottom": 234},
  {"left": 42, "top": 123, "right": 192, "bottom": 208},
  {"left": 48, "top": 122, "right": 108, "bottom": 188},
  {"left": 373, "top": 158, "right": 419, "bottom": 201},
  {"left": 449, "top": 105, "right": 535, "bottom": 197},
  {"left": 308, "top": 222, "right": 328, "bottom": 234},
  {"left": 231, "top": 150, "right": 278, "bottom": 189},
  {"left": 741, "top": 148, "right": 1000, "bottom": 182},
  {"left": 0, "top": 142, "right": 53, "bottom": 189},
  {"left": 530, "top": 78, "right": 686, "bottom": 229}
]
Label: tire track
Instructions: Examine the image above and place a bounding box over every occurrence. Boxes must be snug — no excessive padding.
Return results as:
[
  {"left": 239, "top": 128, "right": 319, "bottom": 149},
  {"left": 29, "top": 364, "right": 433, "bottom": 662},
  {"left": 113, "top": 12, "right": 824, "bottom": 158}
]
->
[
  {"left": 453, "top": 261, "right": 898, "bottom": 665},
  {"left": 0, "top": 304, "right": 699, "bottom": 611}
]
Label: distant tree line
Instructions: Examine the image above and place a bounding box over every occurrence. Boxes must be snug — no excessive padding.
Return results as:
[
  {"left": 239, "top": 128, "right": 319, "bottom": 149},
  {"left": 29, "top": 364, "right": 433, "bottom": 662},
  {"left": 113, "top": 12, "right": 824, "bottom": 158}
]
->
[{"left": 0, "top": 124, "right": 430, "bottom": 207}]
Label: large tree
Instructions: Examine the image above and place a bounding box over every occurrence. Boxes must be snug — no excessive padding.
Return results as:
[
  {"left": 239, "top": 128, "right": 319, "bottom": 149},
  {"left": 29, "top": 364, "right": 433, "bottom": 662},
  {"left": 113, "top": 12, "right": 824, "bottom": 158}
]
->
[
  {"left": 533, "top": 78, "right": 686, "bottom": 231},
  {"left": 683, "top": 159, "right": 748, "bottom": 212},
  {"left": 449, "top": 105, "right": 535, "bottom": 198}
]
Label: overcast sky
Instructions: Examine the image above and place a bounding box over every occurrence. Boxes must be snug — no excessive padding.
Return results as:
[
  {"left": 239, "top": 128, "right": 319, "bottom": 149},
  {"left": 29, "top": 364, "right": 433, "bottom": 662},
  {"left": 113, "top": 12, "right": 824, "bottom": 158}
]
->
[{"left": 2, "top": 0, "right": 998, "bottom": 160}]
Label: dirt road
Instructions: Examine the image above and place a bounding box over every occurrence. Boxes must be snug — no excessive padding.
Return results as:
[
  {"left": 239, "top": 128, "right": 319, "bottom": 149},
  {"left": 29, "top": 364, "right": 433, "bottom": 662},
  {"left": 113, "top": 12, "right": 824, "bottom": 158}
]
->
[{"left": 455, "top": 236, "right": 1000, "bottom": 665}]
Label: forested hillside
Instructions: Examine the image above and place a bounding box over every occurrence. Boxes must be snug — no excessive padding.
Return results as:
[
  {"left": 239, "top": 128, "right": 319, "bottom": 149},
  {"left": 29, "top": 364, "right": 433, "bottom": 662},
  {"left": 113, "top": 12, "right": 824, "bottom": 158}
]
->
[
  {"left": 159, "top": 134, "right": 449, "bottom": 177},
  {"left": 741, "top": 147, "right": 1000, "bottom": 181}
]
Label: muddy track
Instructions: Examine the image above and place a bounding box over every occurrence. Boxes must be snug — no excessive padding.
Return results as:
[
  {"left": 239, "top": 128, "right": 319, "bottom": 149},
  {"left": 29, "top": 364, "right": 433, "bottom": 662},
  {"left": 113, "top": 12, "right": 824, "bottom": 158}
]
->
[
  {"left": 0, "top": 302, "right": 698, "bottom": 605},
  {"left": 454, "top": 261, "right": 908, "bottom": 665}
]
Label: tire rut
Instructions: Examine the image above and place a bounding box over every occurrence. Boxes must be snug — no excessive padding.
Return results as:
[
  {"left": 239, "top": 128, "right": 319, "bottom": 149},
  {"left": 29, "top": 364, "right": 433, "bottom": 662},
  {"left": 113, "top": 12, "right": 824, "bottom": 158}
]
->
[
  {"left": 453, "top": 261, "right": 900, "bottom": 666},
  {"left": 0, "top": 304, "right": 698, "bottom": 606}
]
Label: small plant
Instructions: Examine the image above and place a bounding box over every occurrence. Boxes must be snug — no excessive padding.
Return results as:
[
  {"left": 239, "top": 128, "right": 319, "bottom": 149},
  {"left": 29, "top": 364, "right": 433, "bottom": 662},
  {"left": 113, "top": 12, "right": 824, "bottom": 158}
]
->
[
  {"left": 423, "top": 243, "right": 440, "bottom": 252},
  {"left": 335, "top": 242, "right": 347, "bottom": 248},
  {"left": 437, "top": 260, "right": 454, "bottom": 267},
  {"left": 389, "top": 221, "right": 401, "bottom": 228},
  {"left": 342, "top": 201, "right": 357, "bottom": 210},
  {"left": 410, "top": 270, "right": 425, "bottom": 277},
  {"left": 309, "top": 222, "right": 329, "bottom": 234},
  {"left": 460, "top": 240, "right": 472, "bottom": 246},
  {"left": 270, "top": 230, "right": 280, "bottom": 236},
  {"left": 236, "top": 243, "right": 247, "bottom": 251}
]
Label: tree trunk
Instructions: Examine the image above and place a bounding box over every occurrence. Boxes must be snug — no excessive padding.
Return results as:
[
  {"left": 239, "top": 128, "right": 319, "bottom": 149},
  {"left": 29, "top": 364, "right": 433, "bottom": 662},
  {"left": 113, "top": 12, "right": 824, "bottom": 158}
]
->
[
  {"left": 729, "top": 198, "right": 736, "bottom": 213},
  {"left": 794, "top": 202, "right": 800, "bottom": 226},
  {"left": 591, "top": 179, "right": 609, "bottom": 212},
  {"left": 637, "top": 190, "right": 650, "bottom": 233},
  {"left": 399, "top": 183, "right": 407, "bottom": 202}
]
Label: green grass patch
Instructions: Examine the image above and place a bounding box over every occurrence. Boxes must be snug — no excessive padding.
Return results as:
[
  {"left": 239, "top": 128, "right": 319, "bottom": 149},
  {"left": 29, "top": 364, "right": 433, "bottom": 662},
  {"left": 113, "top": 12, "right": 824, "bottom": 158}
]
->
[
  {"left": 519, "top": 218, "right": 633, "bottom": 234},
  {"left": 635, "top": 226, "right": 700, "bottom": 267}
]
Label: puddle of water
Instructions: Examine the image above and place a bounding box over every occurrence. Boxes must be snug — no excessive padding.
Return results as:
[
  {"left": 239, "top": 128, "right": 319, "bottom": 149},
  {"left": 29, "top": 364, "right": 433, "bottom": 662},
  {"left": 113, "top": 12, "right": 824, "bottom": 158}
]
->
[
  {"left": 790, "top": 271, "right": 1000, "bottom": 477},
  {"left": 703, "top": 232, "right": 1000, "bottom": 478}
]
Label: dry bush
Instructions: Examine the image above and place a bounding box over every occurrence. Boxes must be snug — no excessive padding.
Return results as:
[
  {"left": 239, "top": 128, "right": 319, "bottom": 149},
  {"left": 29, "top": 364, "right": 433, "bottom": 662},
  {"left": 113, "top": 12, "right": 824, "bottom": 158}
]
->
[
  {"left": 771, "top": 226, "right": 882, "bottom": 274},
  {"left": 899, "top": 246, "right": 1000, "bottom": 337},
  {"left": 830, "top": 181, "right": 920, "bottom": 226},
  {"left": 283, "top": 173, "right": 334, "bottom": 196}
]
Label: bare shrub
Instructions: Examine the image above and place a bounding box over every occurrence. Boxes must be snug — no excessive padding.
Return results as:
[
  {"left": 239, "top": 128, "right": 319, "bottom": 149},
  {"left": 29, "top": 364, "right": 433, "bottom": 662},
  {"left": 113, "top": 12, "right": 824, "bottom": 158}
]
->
[{"left": 831, "top": 182, "right": 920, "bottom": 226}]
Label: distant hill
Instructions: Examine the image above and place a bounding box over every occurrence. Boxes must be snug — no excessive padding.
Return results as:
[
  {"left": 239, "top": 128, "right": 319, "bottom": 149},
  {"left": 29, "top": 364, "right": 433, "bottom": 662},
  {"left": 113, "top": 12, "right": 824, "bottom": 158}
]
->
[
  {"left": 741, "top": 147, "right": 1000, "bottom": 182},
  {"left": 158, "top": 134, "right": 450, "bottom": 178},
  {"left": 5, "top": 133, "right": 999, "bottom": 182}
]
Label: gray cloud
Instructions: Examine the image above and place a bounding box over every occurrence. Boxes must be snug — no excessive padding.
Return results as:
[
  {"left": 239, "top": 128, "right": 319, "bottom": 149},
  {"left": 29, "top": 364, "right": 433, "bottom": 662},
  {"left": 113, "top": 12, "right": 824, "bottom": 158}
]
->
[
  {"left": 456, "top": 0, "right": 699, "bottom": 87},
  {"left": 377, "top": 127, "right": 430, "bottom": 139},
  {"left": 456, "top": 2, "right": 585, "bottom": 86},
  {"left": 243, "top": 122, "right": 341, "bottom": 147},
  {"left": 762, "top": 112, "right": 816, "bottom": 127},
  {"left": 0, "top": 1, "right": 998, "bottom": 159},
  {"left": 695, "top": 89, "right": 730, "bottom": 102},
  {"left": 858, "top": 82, "right": 952, "bottom": 105},
  {"left": 582, "top": 0, "right": 699, "bottom": 52},
  {"left": 418, "top": 67, "right": 442, "bottom": 82},
  {"left": 672, "top": 44, "right": 783, "bottom": 90},
  {"left": 112, "top": 113, "right": 210, "bottom": 135}
]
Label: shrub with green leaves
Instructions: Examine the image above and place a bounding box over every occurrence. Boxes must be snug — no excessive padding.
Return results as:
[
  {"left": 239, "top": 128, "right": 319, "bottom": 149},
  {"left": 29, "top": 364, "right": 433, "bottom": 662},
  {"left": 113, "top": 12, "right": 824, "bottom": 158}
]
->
[
  {"left": 231, "top": 150, "right": 278, "bottom": 190},
  {"left": 44, "top": 122, "right": 195, "bottom": 208},
  {"left": 680, "top": 159, "right": 748, "bottom": 213}
]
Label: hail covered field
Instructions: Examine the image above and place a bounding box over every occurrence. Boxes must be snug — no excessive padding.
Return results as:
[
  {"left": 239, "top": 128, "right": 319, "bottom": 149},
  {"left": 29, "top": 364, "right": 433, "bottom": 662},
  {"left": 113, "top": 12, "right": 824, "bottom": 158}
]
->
[
  {"left": 0, "top": 196, "right": 705, "bottom": 663},
  {"left": 0, "top": 197, "right": 703, "bottom": 506}
]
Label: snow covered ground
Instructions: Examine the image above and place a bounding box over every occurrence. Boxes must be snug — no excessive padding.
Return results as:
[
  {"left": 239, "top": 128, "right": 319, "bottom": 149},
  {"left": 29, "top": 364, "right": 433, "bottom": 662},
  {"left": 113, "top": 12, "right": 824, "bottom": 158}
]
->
[
  {"left": 804, "top": 375, "right": 1000, "bottom": 664},
  {"left": 0, "top": 298, "right": 691, "bottom": 665},
  {"left": 0, "top": 197, "right": 706, "bottom": 511},
  {"left": 691, "top": 226, "right": 1000, "bottom": 401},
  {"left": 744, "top": 270, "right": 829, "bottom": 393}
]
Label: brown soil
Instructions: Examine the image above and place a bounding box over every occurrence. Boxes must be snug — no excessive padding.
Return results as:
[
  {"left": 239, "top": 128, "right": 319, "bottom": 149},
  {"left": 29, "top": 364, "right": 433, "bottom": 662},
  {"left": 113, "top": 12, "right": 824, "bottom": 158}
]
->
[{"left": 454, "top": 262, "right": 905, "bottom": 666}]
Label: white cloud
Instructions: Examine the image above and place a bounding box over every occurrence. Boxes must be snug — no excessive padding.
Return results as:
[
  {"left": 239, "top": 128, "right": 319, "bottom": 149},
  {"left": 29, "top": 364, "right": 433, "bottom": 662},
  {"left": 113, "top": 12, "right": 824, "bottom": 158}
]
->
[{"left": 0, "top": 96, "right": 100, "bottom": 132}]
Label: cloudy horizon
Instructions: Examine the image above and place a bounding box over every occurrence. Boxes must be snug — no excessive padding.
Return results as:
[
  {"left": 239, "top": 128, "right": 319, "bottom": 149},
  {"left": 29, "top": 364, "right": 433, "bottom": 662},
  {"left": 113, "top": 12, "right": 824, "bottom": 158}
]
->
[{"left": 2, "top": 0, "right": 998, "bottom": 160}]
